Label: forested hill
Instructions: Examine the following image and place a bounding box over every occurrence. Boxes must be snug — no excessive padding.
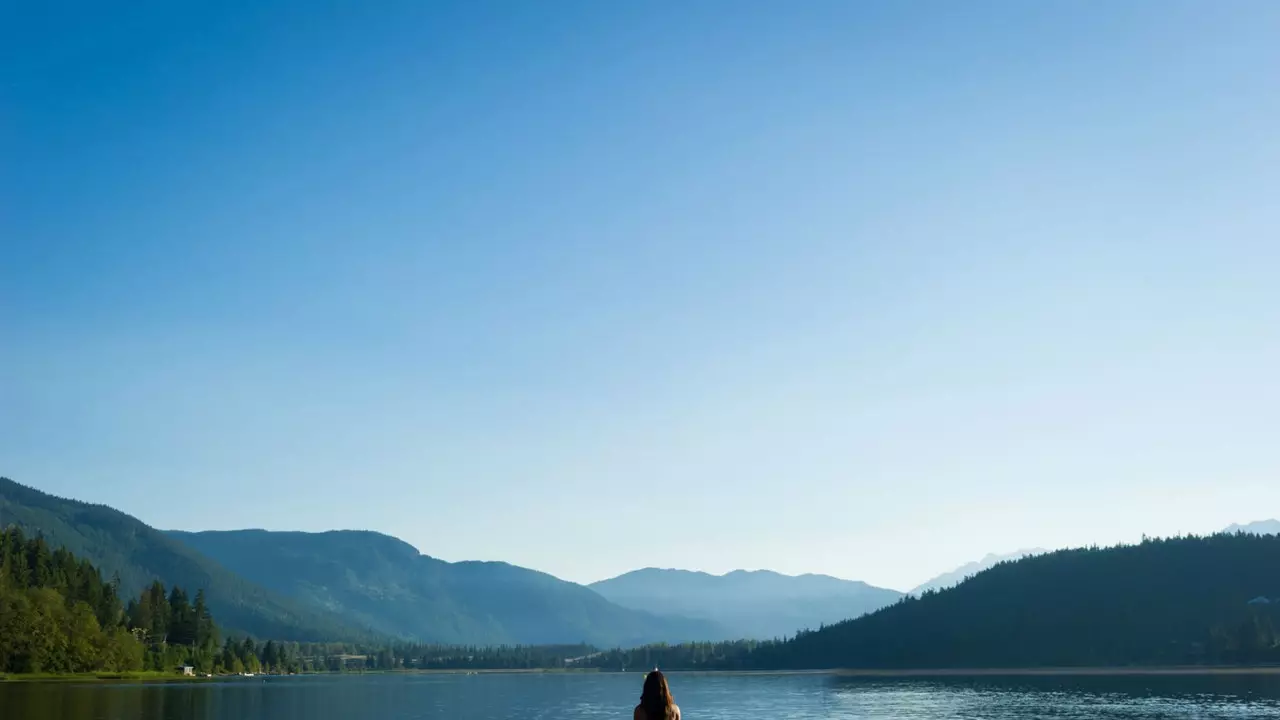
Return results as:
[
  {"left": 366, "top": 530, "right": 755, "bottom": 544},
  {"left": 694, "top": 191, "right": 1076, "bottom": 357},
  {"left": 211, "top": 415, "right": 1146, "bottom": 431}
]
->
[
  {"left": 1, "top": 477, "right": 719, "bottom": 647},
  {"left": 752, "top": 533, "right": 1280, "bottom": 669},
  {"left": 0, "top": 477, "right": 370, "bottom": 641},
  {"left": 0, "top": 526, "right": 315, "bottom": 675},
  {"left": 169, "top": 529, "right": 724, "bottom": 647}
]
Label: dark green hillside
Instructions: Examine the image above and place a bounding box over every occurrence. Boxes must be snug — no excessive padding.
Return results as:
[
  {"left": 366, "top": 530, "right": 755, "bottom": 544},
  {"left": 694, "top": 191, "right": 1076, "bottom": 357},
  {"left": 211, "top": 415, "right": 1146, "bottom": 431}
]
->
[
  {"left": 756, "top": 533, "right": 1280, "bottom": 669},
  {"left": 0, "top": 477, "right": 369, "bottom": 641}
]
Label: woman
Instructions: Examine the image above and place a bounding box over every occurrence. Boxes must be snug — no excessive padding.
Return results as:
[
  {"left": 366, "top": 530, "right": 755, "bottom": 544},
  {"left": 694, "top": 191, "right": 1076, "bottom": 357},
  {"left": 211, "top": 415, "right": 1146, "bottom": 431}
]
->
[{"left": 635, "top": 669, "right": 681, "bottom": 720}]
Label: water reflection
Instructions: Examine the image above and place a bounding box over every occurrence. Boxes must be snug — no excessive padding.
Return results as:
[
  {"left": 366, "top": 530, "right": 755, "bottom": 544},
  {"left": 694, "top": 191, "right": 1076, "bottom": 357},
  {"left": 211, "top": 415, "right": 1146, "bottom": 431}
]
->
[
  {"left": 825, "top": 673, "right": 1280, "bottom": 718},
  {"left": 1, "top": 672, "right": 1279, "bottom": 720},
  {"left": 828, "top": 673, "right": 1280, "bottom": 699}
]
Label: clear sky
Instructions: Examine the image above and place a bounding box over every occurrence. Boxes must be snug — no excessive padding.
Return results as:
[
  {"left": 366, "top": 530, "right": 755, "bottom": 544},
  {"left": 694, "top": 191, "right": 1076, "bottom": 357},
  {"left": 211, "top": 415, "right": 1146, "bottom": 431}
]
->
[{"left": 3, "top": 1, "right": 1278, "bottom": 592}]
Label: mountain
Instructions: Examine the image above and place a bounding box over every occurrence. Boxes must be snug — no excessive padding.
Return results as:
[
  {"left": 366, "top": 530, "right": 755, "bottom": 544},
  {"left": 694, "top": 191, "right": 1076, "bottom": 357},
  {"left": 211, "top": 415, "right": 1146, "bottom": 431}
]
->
[
  {"left": 1225, "top": 519, "right": 1280, "bottom": 536},
  {"left": 909, "top": 548, "right": 1046, "bottom": 595},
  {"left": 0, "top": 477, "right": 369, "bottom": 641},
  {"left": 589, "top": 568, "right": 903, "bottom": 639},
  {"left": 756, "top": 533, "right": 1280, "bottom": 669},
  {"left": 169, "top": 529, "right": 726, "bottom": 647}
]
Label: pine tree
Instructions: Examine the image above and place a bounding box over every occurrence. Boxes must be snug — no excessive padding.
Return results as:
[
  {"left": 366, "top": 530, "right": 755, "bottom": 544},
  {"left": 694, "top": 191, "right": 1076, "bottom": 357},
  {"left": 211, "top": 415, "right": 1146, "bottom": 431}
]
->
[
  {"left": 168, "top": 586, "right": 196, "bottom": 646},
  {"left": 146, "top": 581, "right": 170, "bottom": 644}
]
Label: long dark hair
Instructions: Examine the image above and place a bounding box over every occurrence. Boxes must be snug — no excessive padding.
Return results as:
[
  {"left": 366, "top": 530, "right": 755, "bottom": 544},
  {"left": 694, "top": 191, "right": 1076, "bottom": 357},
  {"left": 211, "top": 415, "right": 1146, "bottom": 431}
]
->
[{"left": 640, "top": 670, "right": 675, "bottom": 719}]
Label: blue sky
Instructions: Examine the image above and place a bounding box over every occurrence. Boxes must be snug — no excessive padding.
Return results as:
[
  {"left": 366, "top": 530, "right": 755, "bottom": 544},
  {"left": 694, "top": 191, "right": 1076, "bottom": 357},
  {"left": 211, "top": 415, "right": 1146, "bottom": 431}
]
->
[{"left": 3, "top": 1, "right": 1279, "bottom": 591}]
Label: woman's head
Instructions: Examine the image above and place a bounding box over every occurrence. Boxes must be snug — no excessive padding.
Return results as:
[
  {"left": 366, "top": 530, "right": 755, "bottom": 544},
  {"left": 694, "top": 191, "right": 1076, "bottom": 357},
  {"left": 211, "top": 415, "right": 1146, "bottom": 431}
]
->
[{"left": 641, "top": 670, "right": 674, "bottom": 717}]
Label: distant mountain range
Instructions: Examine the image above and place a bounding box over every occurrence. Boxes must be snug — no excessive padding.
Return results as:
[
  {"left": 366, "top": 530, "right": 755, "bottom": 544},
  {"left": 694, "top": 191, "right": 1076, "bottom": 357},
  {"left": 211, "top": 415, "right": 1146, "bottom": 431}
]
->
[
  {"left": 7, "top": 474, "right": 1275, "bottom": 650},
  {"left": 169, "top": 529, "right": 723, "bottom": 646},
  {"left": 1224, "top": 519, "right": 1280, "bottom": 536},
  {"left": 0, "top": 477, "right": 719, "bottom": 646},
  {"left": 909, "top": 549, "right": 1047, "bottom": 596},
  {"left": 590, "top": 568, "right": 903, "bottom": 639}
]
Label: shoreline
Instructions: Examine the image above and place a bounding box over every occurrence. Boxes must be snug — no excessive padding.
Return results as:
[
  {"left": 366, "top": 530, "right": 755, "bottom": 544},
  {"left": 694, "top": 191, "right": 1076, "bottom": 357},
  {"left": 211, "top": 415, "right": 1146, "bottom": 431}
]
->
[
  {"left": 7, "top": 665, "right": 1280, "bottom": 684},
  {"left": 0, "top": 673, "right": 217, "bottom": 684},
  {"left": 829, "top": 666, "right": 1280, "bottom": 677}
]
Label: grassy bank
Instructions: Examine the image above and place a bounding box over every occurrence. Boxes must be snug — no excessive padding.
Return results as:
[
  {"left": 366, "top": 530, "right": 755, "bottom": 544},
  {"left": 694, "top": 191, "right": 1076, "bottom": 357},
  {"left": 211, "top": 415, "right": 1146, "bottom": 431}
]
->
[{"left": 0, "top": 671, "right": 213, "bottom": 683}]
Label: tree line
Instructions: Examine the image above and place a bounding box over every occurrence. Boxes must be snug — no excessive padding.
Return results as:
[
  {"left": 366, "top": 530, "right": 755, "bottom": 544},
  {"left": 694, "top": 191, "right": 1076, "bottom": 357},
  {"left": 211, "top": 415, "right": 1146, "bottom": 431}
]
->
[
  {"left": 0, "top": 526, "right": 609, "bottom": 675},
  {"left": 6, "top": 525, "right": 1280, "bottom": 675},
  {"left": 375, "top": 533, "right": 1280, "bottom": 672},
  {"left": 0, "top": 527, "right": 346, "bottom": 675},
  {"left": 578, "top": 534, "right": 1280, "bottom": 671},
  {"left": 252, "top": 642, "right": 599, "bottom": 671},
  {"left": 753, "top": 533, "right": 1280, "bottom": 669},
  {"left": 1, "top": 527, "right": 146, "bottom": 673}
]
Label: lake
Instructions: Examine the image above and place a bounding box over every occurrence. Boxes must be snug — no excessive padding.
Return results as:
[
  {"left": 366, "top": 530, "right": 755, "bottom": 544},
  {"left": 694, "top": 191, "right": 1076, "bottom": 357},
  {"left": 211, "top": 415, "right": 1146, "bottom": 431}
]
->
[{"left": 4, "top": 672, "right": 1280, "bottom": 719}]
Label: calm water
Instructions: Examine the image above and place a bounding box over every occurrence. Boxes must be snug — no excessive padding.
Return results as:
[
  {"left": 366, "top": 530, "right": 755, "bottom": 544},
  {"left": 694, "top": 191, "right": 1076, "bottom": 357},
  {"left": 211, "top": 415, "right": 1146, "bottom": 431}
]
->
[{"left": 3, "top": 672, "right": 1280, "bottom": 720}]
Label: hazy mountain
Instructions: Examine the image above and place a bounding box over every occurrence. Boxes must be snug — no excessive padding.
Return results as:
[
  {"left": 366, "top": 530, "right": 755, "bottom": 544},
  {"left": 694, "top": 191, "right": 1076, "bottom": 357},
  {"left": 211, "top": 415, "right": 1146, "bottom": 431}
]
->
[
  {"left": 1224, "top": 519, "right": 1280, "bottom": 536},
  {"left": 170, "top": 529, "right": 725, "bottom": 647},
  {"left": 756, "top": 533, "right": 1280, "bottom": 669},
  {"left": 590, "top": 568, "right": 903, "bottom": 639},
  {"left": 909, "top": 549, "right": 1046, "bottom": 596},
  {"left": 0, "top": 477, "right": 370, "bottom": 640}
]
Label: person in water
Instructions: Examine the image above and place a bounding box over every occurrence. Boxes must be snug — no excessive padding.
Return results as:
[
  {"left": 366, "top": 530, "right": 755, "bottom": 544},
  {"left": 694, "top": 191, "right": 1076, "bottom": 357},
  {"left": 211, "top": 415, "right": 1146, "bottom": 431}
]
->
[{"left": 635, "top": 669, "right": 681, "bottom": 720}]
